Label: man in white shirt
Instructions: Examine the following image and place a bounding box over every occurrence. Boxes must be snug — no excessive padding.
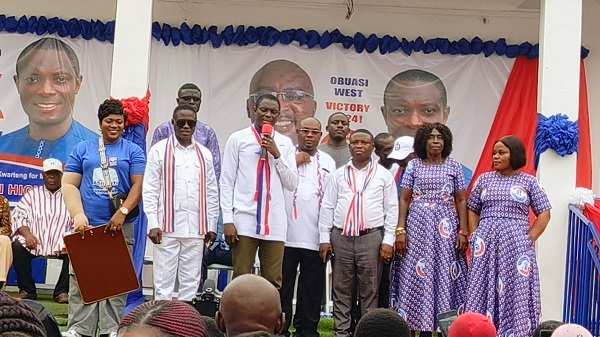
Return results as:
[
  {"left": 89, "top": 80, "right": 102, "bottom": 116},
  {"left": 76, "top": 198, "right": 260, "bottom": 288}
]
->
[
  {"left": 12, "top": 158, "right": 72, "bottom": 303},
  {"left": 143, "top": 105, "right": 219, "bottom": 301},
  {"left": 220, "top": 94, "right": 298, "bottom": 289},
  {"left": 318, "top": 129, "right": 398, "bottom": 337},
  {"left": 280, "top": 117, "right": 336, "bottom": 337}
]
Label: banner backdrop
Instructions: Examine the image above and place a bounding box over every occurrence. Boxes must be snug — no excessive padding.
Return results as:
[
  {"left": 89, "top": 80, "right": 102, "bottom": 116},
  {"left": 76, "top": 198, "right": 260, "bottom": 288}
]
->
[
  {"left": 148, "top": 41, "right": 514, "bottom": 174},
  {"left": 0, "top": 34, "right": 514, "bottom": 204}
]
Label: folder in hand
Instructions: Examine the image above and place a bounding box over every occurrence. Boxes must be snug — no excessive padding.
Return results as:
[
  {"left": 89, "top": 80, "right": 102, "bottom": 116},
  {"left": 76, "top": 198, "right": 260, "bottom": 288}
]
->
[{"left": 64, "top": 224, "right": 139, "bottom": 304}]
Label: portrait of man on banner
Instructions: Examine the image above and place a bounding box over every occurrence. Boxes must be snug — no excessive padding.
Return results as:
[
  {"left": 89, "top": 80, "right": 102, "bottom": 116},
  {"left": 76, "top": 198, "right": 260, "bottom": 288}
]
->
[
  {"left": 0, "top": 37, "right": 97, "bottom": 162},
  {"left": 246, "top": 59, "right": 317, "bottom": 145},
  {"left": 380, "top": 68, "right": 472, "bottom": 184},
  {"left": 381, "top": 69, "right": 450, "bottom": 139}
]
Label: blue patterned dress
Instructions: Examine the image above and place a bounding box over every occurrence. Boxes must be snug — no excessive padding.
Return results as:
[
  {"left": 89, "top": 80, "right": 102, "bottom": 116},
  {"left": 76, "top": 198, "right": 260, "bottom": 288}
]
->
[
  {"left": 389, "top": 157, "right": 468, "bottom": 331},
  {"left": 466, "top": 171, "right": 551, "bottom": 337}
]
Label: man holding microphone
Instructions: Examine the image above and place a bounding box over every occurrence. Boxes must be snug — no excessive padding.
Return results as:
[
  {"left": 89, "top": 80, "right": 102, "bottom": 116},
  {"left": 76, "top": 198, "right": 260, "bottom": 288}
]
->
[{"left": 220, "top": 94, "right": 298, "bottom": 289}]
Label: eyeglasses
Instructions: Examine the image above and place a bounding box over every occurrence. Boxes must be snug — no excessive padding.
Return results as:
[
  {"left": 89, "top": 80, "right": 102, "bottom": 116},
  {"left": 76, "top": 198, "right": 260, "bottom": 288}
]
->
[
  {"left": 298, "top": 129, "right": 321, "bottom": 135},
  {"left": 174, "top": 119, "right": 197, "bottom": 128},
  {"left": 250, "top": 90, "right": 314, "bottom": 103},
  {"left": 179, "top": 96, "right": 201, "bottom": 103}
]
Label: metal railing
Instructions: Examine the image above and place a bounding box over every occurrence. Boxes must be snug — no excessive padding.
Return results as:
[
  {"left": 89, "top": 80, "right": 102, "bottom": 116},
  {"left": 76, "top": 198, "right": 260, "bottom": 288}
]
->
[{"left": 563, "top": 205, "right": 600, "bottom": 336}]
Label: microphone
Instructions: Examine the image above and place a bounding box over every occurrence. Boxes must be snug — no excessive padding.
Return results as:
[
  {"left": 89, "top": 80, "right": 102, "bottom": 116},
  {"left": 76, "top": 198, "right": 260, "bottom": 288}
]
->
[{"left": 261, "top": 123, "right": 273, "bottom": 159}]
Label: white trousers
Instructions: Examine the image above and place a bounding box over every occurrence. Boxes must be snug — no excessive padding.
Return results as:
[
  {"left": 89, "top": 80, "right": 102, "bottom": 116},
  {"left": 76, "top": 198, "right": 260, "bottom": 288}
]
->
[{"left": 153, "top": 236, "right": 204, "bottom": 301}]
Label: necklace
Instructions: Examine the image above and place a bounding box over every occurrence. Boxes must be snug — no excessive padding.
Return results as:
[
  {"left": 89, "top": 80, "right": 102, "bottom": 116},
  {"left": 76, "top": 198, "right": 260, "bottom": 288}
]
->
[{"left": 34, "top": 140, "right": 46, "bottom": 159}]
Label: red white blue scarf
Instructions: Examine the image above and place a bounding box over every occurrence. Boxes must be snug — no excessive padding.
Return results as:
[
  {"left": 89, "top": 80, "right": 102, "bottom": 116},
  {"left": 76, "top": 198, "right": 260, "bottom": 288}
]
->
[
  {"left": 162, "top": 136, "right": 207, "bottom": 235},
  {"left": 343, "top": 160, "right": 377, "bottom": 236},
  {"left": 251, "top": 126, "right": 271, "bottom": 235}
]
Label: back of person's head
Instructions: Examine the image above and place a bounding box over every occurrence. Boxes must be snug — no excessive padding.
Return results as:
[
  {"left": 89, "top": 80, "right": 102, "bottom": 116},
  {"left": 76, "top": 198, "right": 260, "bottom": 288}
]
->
[
  {"left": 0, "top": 292, "right": 46, "bottom": 336},
  {"left": 534, "top": 320, "right": 564, "bottom": 337},
  {"left": 20, "top": 299, "right": 61, "bottom": 337},
  {"left": 551, "top": 324, "right": 593, "bottom": 337},
  {"left": 354, "top": 308, "right": 409, "bottom": 337},
  {"left": 118, "top": 300, "right": 207, "bottom": 337},
  {"left": 216, "top": 274, "right": 284, "bottom": 336},
  {"left": 201, "top": 316, "right": 224, "bottom": 337},
  {"left": 448, "top": 312, "right": 496, "bottom": 337}
]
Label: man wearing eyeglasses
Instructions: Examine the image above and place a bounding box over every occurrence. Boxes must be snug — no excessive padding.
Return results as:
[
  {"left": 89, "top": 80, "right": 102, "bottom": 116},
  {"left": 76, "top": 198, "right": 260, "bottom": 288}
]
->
[
  {"left": 280, "top": 117, "right": 336, "bottom": 337},
  {"left": 143, "top": 105, "right": 220, "bottom": 301},
  {"left": 151, "top": 83, "right": 221, "bottom": 180},
  {"left": 246, "top": 60, "right": 317, "bottom": 145}
]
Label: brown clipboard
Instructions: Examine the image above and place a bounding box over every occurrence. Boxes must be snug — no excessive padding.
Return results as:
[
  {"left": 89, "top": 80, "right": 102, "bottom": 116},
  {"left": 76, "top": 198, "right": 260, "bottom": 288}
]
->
[{"left": 64, "top": 224, "right": 139, "bottom": 304}]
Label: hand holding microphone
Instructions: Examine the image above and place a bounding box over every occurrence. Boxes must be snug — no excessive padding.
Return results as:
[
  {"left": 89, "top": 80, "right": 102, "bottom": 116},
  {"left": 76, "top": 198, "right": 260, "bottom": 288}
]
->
[{"left": 261, "top": 123, "right": 280, "bottom": 159}]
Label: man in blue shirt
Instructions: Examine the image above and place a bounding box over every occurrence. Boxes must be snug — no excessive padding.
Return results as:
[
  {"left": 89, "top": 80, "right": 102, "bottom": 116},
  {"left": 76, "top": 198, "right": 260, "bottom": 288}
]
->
[
  {"left": 151, "top": 83, "right": 221, "bottom": 180},
  {"left": 0, "top": 37, "right": 97, "bottom": 162}
]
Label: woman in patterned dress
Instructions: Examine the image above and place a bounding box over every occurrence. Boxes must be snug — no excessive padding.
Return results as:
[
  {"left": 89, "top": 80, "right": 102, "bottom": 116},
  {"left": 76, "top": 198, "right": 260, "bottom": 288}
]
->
[
  {"left": 465, "top": 135, "right": 551, "bottom": 337},
  {"left": 389, "top": 123, "right": 469, "bottom": 337}
]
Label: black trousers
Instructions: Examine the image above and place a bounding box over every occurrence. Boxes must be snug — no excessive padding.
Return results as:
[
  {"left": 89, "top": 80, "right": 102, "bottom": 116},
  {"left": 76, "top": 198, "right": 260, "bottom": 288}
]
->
[
  {"left": 12, "top": 242, "right": 69, "bottom": 297},
  {"left": 280, "top": 247, "right": 325, "bottom": 337},
  {"left": 377, "top": 261, "right": 391, "bottom": 308}
]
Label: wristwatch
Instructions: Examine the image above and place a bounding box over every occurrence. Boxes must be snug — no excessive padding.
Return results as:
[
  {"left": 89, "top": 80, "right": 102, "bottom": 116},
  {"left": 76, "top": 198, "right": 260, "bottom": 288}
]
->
[{"left": 119, "top": 207, "right": 129, "bottom": 216}]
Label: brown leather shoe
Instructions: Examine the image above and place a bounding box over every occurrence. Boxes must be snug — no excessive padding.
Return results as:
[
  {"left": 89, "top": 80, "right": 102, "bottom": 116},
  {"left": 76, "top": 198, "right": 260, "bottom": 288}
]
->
[
  {"left": 54, "top": 293, "right": 69, "bottom": 304},
  {"left": 15, "top": 290, "right": 36, "bottom": 300}
]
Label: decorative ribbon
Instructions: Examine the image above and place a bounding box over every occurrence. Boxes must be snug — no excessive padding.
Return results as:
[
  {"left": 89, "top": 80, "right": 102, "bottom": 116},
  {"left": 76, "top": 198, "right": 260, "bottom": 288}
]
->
[
  {"left": 117, "top": 89, "right": 151, "bottom": 132},
  {"left": 343, "top": 160, "right": 377, "bottom": 236},
  {"left": 0, "top": 15, "right": 590, "bottom": 59},
  {"left": 162, "top": 136, "right": 207, "bottom": 235},
  {"left": 293, "top": 149, "right": 323, "bottom": 220},
  {"left": 534, "top": 113, "right": 579, "bottom": 169},
  {"left": 251, "top": 126, "right": 271, "bottom": 235},
  {"left": 111, "top": 90, "right": 151, "bottom": 153}
]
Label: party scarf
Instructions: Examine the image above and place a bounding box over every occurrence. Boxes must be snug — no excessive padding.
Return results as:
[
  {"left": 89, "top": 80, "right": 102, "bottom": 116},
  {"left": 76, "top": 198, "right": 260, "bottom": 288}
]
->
[
  {"left": 343, "top": 160, "right": 377, "bottom": 236},
  {"left": 251, "top": 126, "right": 271, "bottom": 235}
]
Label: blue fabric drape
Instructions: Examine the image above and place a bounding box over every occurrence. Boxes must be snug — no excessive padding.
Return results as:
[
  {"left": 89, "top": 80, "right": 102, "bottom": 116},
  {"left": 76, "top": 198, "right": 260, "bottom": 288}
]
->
[
  {"left": 121, "top": 124, "right": 147, "bottom": 312},
  {"left": 0, "top": 14, "right": 590, "bottom": 59}
]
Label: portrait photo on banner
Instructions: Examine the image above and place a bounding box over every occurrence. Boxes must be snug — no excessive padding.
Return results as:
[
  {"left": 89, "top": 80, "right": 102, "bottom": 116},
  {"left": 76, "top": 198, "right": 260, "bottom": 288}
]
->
[
  {"left": 148, "top": 42, "right": 514, "bottom": 179},
  {"left": 0, "top": 33, "right": 112, "bottom": 204}
]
